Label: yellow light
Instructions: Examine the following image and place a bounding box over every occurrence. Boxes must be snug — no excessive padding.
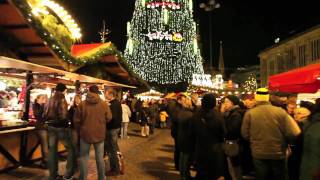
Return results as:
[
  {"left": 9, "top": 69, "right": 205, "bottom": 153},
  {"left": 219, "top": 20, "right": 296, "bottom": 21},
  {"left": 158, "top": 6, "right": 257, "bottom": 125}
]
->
[{"left": 29, "top": 0, "right": 82, "bottom": 40}]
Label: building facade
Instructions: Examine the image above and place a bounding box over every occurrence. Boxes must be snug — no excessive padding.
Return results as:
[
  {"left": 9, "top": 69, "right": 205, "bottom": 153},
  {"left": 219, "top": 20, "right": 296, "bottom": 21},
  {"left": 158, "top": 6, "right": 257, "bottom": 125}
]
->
[{"left": 259, "top": 25, "right": 320, "bottom": 87}]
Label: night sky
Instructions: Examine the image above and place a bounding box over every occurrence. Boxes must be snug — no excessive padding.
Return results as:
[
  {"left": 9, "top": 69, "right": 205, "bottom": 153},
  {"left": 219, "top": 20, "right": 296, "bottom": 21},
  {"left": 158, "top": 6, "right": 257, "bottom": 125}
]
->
[{"left": 58, "top": 0, "right": 320, "bottom": 77}]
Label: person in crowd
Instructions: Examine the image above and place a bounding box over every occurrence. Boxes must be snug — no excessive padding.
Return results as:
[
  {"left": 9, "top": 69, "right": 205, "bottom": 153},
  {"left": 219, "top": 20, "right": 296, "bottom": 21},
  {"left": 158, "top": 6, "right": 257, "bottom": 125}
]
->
[
  {"left": 159, "top": 110, "right": 168, "bottom": 128},
  {"left": 121, "top": 100, "right": 131, "bottom": 139},
  {"left": 177, "top": 97, "right": 194, "bottom": 180},
  {"left": 7, "top": 91, "right": 18, "bottom": 107},
  {"left": 0, "top": 90, "right": 9, "bottom": 108},
  {"left": 286, "top": 100, "right": 297, "bottom": 118},
  {"left": 140, "top": 106, "right": 150, "bottom": 137},
  {"left": 287, "top": 106, "right": 311, "bottom": 180},
  {"left": 33, "top": 94, "right": 49, "bottom": 169},
  {"left": 130, "top": 97, "right": 137, "bottom": 122},
  {"left": 222, "top": 95, "right": 244, "bottom": 180},
  {"left": 300, "top": 99, "right": 320, "bottom": 180},
  {"left": 44, "top": 83, "right": 76, "bottom": 180},
  {"left": 74, "top": 85, "right": 112, "bottom": 180},
  {"left": 148, "top": 99, "right": 159, "bottom": 134},
  {"left": 167, "top": 94, "right": 185, "bottom": 171},
  {"left": 190, "top": 93, "right": 225, "bottom": 180},
  {"left": 105, "top": 88, "right": 123, "bottom": 176},
  {"left": 241, "top": 88, "right": 301, "bottom": 180},
  {"left": 190, "top": 92, "right": 200, "bottom": 111},
  {"left": 68, "top": 94, "right": 82, "bottom": 171},
  {"left": 242, "top": 94, "right": 256, "bottom": 110}
]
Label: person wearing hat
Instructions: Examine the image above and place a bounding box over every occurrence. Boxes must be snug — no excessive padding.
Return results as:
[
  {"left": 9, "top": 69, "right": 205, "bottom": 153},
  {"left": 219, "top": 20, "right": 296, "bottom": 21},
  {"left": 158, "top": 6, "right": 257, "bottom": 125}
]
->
[
  {"left": 222, "top": 95, "right": 244, "bottom": 180},
  {"left": 241, "top": 88, "right": 301, "bottom": 180},
  {"left": 44, "top": 83, "right": 76, "bottom": 180},
  {"left": 190, "top": 93, "right": 225, "bottom": 180}
]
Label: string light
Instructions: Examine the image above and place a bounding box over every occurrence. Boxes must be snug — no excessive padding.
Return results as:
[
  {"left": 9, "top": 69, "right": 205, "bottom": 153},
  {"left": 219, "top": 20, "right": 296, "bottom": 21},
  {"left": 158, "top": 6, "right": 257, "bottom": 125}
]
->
[
  {"left": 28, "top": 0, "right": 82, "bottom": 39},
  {"left": 124, "top": 0, "right": 204, "bottom": 84}
]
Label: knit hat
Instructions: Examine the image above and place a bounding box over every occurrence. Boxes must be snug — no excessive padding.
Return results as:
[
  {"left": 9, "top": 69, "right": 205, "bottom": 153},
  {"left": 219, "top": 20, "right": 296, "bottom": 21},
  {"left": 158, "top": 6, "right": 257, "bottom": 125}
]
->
[
  {"left": 55, "top": 83, "right": 67, "bottom": 92},
  {"left": 255, "top": 88, "right": 269, "bottom": 102},
  {"left": 89, "top": 85, "right": 100, "bottom": 94},
  {"left": 201, "top": 93, "right": 216, "bottom": 110},
  {"left": 225, "top": 95, "right": 240, "bottom": 106}
]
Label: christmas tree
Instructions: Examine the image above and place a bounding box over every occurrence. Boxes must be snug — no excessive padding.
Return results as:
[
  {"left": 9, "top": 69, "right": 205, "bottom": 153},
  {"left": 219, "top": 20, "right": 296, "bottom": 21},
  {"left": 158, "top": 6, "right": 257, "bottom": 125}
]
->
[{"left": 124, "top": 0, "right": 204, "bottom": 86}]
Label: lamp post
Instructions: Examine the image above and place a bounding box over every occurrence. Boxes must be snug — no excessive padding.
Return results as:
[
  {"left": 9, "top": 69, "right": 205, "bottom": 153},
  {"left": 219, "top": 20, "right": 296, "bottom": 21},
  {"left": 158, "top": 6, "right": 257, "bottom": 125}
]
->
[{"left": 199, "top": 0, "right": 220, "bottom": 71}]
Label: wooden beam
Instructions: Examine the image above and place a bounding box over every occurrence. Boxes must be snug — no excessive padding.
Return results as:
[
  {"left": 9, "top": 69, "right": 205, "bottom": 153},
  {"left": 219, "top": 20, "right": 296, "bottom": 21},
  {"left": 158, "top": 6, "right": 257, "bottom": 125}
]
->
[
  {"left": 26, "top": 52, "right": 53, "bottom": 57},
  {"left": 19, "top": 43, "right": 45, "bottom": 47},
  {"left": 1, "top": 24, "right": 29, "bottom": 30}
]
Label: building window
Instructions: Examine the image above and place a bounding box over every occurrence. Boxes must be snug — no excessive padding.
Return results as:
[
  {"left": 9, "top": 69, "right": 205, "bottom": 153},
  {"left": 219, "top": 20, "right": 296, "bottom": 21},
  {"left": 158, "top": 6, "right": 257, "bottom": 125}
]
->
[
  {"left": 276, "top": 55, "right": 285, "bottom": 73},
  {"left": 269, "top": 60, "right": 275, "bottom": 75},
  {"left": 286, "top": 48, "right": 295, "bottom": 70},
  {"left": 311, "top": 39, "right": 320, "bottom": 61},
  {"left": 299, "top": 45, "right": 306, "bottom": 66}
]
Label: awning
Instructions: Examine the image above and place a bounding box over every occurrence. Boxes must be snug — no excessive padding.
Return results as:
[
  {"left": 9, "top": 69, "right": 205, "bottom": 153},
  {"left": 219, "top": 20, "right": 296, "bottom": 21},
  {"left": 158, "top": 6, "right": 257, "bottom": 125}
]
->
[
  {"left": 0, "top": 56, "right": 136, "bottom": 89},
  {"left": 269, "top": 63, "right": 320, "bottom": 93}
]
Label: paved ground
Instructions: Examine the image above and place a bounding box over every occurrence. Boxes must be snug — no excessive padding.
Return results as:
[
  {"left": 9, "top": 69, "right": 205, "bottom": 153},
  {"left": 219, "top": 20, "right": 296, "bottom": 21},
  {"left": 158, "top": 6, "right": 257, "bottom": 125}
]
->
[{"left": 0, "top": 123, "right": 179, "bottom": 180}]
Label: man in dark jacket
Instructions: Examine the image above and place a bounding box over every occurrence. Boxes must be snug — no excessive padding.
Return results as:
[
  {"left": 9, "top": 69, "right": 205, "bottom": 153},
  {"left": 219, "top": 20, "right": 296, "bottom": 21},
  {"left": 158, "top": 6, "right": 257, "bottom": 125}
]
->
[
  {"left": 74, "top": 85, "right": 112, "bottom": 180},
  {"left": 105, "top": 88, "right": 123, "bottom": 175}
]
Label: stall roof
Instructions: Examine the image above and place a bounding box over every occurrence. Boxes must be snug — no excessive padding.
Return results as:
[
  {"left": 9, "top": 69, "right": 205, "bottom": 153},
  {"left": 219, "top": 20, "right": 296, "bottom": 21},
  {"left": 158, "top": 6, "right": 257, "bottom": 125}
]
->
[
  {"left": 0, "top": 56, "right": 136, "bottom": 88},
  {"left": 269, "top": 63, "right": 320, "bottom": 93}
]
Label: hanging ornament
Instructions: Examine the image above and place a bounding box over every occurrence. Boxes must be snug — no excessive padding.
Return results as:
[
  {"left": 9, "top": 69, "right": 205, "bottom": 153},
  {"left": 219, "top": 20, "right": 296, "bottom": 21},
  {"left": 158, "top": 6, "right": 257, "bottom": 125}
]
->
[
  {"left": 193, "top": 38, "right": 198, "bottom": 54},
  {"left": 189, "top": 0, "right": 193, "bottom": 12},
  {"left": 126, "top": 39, "right": 134, "bottom": 55},
  {"left": 141, "top": 0, "right": 146, "bottom": 7},
  {"left": 163, "top": 9, "right": 169, "bottom": 25},
  {"left": 127, "top": 22, "right": 131, "bottom": 35}
]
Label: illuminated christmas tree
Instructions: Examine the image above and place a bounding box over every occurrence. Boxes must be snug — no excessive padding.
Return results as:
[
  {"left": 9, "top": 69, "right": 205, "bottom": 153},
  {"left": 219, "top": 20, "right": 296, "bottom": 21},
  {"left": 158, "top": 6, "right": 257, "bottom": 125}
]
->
[
  {"left": 242, "top": 73, "right": 258, "bottom": 92},
  {"left": 124, "top": 0, "right": 204, "bottom": 86}
]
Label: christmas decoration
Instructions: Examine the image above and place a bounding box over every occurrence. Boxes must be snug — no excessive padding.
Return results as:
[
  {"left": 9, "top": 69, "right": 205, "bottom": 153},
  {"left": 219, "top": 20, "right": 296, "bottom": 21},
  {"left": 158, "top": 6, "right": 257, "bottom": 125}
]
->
[
  {"left": 242, "top": 73, "right": 258, "bottom": 92},
  {"left": 124, "top": 0, "right": 204, "bottom": 85}
]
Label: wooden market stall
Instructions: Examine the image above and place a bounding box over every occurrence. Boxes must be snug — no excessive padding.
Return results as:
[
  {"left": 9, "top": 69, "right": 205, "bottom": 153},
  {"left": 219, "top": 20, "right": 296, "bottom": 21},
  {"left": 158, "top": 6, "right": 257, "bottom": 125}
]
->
[{"left": 0, "top": 56, "right": 135, "bottom": 172}]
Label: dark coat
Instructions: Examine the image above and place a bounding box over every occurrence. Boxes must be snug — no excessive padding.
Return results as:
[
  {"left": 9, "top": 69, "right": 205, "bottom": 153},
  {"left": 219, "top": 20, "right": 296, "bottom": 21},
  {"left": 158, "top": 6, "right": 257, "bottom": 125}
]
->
[
  {"left": 300, "top": 113, "right": 320, "bottom": 180},
  {"left": 33, "top": 102, "right": 45, "bottom": 129},
  {"left": 177, "top": 107, "right": 194, "bottom": 153},
  {"left": 224, "top": 106, "right": 244, "bottom": 140},
  {"left": 107, "top": 99, "right": 123, "bottom": 130},
  {"left": 191, "top": 108, "right": 225, "bottom": 178}
]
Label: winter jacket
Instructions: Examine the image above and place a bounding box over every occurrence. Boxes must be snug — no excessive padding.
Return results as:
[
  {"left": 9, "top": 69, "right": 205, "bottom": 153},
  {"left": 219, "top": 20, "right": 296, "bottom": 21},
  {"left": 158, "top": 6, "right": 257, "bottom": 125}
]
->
[
  {"left": 177, "top": 107, "right": 194, "bottom": 153},
  {"left": 223, "top": 105, "right": 244, "bottom": 140},
  {"left": 107, "top": 99, "right": 122, "bottom": 130},
  {"left": 241, "top": 101, "right": 301, "bottom": 160},
  {"left": 44, "top": 92, "right": 69, "bottom": 127},
  {"left": 300, "top": 113, "right": 320, "bottom": 180},
  {"left": 121, "top": 103, "right": 131, "bottom": 123},
  {"left": 191, "top": 108, "right": 225, "bottom": 178},
  {"left": 74, "top": 92, "right": 112, "bottom": 143}
]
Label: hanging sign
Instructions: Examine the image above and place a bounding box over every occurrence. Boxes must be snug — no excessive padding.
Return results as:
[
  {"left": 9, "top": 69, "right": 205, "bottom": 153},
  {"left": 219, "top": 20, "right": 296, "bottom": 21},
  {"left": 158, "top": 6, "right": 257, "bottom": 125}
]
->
[
  {"left": 145, "top": 31, "right": 183, "bottom": 42},
  {"left": 146, "top": 2, "right": 181, "bottom": 10}
]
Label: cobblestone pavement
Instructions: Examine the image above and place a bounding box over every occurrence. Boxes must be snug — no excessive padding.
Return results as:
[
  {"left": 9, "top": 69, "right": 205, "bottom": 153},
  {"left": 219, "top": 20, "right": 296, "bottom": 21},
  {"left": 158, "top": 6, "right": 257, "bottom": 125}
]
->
[{"left": 0, "top": 123, "right": 179, "bottom": 180}]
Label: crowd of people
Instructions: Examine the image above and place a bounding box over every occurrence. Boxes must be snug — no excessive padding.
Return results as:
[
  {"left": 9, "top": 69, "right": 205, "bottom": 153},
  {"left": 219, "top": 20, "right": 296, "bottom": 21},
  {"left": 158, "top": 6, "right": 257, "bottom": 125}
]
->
[
  {"left": 163, "top": 88, "right": 320, "bottom": 180},
  {"left": 28, "top": 82, "right": 320, "bottom": 180}
]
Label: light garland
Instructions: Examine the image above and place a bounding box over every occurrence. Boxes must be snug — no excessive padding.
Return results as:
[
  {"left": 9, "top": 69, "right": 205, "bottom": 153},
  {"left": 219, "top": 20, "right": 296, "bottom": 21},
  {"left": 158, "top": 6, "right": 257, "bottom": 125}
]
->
[
  {"left": 242, "top": 73, "right": 258, "bottom": 92},
  {"left": 124, "top": 0, "right": 204, "bottom": 85}
]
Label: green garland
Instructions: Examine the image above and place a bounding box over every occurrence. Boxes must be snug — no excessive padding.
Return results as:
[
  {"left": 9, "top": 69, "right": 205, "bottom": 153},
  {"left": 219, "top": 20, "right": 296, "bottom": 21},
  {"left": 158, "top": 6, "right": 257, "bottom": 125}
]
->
[{"left": 10, "top": 0, "right": 149, "bottom": 88}]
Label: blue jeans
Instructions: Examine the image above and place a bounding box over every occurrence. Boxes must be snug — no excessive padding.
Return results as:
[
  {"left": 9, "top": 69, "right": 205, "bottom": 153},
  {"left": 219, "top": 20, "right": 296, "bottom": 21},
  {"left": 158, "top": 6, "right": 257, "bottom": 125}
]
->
[
  {"left": 48, "top": 127, "right": 76, "bottom": 180},
  {"left": 105, "top": 128, "right": 120, "bottom": 173},
  {"left": 253, "top": 158, "right": 287, "bottom": 180},
  {"left": 79, "top": 139, "right": 105, "bottom": 180},
  {"left": 121, "top": 122, "right": 129, "bottom": 138}
]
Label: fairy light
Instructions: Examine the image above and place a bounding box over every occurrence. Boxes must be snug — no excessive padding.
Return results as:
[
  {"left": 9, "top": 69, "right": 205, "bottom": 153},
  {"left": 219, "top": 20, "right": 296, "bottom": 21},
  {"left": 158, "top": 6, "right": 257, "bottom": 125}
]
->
[
  {"left": 28, "top": 0, "right": 82, "bottom": 39},
  {"left": 124, "top": 0, "right": 204, "bottom": 84}
]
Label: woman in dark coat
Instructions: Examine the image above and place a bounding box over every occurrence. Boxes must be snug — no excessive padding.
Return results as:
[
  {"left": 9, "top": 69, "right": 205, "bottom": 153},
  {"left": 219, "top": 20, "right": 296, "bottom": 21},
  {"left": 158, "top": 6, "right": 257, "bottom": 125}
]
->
[
  {"left": 190, "top": 93, "right": 225, "bottom": 180},
  {"left": 33, "top": 94, "right": 48, "bottom": 168}
]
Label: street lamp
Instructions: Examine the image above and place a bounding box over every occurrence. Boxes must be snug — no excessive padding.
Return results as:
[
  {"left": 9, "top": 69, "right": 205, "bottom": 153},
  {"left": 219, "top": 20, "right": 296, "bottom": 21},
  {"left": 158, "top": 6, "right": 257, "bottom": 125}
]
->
[{"left": 199, "top": 0, "right": 220, "bottom": 71}]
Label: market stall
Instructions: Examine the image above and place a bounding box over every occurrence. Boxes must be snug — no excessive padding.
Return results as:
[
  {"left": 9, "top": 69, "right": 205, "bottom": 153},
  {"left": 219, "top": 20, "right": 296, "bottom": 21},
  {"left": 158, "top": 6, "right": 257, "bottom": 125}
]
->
[
  {"left": 0, "top": 56, "right": 135, "bottom": 172},
  {"left": 269, "top": 63, "right": 320, "bottom": 93}
]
